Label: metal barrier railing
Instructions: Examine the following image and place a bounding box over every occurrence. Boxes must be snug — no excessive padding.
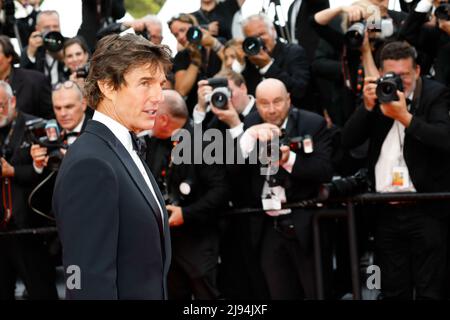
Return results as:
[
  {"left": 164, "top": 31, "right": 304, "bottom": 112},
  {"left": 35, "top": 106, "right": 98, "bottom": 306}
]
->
[{"left": 2, "top": 192, "right": 450, "bottom": 300}]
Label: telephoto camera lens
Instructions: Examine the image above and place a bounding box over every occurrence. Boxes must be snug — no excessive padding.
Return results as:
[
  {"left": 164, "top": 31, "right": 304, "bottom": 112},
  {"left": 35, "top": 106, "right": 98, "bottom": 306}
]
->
[
  {"left": 435, "top": 3, "right": 450, "bottom": 21},
  {"left": 242, "top": 37, "right": 264, "bottom": 56},
  {"left": 344, "top": 21, "right": 366, "bottom": 49},
  {"left": 42, "top": 31, "right": 65, "bottom": 52},
  {"left": 186, "top": 26, "right": 203, "bottom": 44},
  {"left": 376, "top": 72, "right": 404, "bottom": 103}
]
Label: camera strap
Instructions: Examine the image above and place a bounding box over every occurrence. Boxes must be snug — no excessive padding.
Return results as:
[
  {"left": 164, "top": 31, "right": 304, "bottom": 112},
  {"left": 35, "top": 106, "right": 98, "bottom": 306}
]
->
[{"left": 1, "top": 177, "right": 12, "bottom": 226}]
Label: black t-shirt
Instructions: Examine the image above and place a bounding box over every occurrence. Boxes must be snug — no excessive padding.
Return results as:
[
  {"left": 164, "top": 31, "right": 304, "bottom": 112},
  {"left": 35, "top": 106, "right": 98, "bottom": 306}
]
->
[
  {"left": 173, "top": 47, "right": 222, "bottom": 114},
  {"left": 191, "top": 0, "right": 240, "bottom": 41}
]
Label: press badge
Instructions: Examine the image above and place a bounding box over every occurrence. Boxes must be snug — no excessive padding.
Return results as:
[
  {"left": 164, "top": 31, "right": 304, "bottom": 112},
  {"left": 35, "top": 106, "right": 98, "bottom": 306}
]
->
[
  {"left": 262, "top": 186, "right": 286, "bottom": 211},
  {"left": 391, "top": 166, "right": 409, "bottom": 188},
  {"left": 303, "top": 135, "right": 313, "bottom": 154}
]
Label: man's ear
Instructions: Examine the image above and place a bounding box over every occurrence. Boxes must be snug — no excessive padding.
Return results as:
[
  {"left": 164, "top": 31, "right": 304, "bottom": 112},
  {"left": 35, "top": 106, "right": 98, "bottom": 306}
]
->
[
  {"left": 81, "top": 97, "right": 88, "bottom": 112},
  {"left": 10, "top": 96, "right": 16, "bottom": 110},
  {"left": 97, "top": 80, "right": 116, "bottom": 102},
  {"left": 415, "top": 64, "right": 421, "bottom": 78}
]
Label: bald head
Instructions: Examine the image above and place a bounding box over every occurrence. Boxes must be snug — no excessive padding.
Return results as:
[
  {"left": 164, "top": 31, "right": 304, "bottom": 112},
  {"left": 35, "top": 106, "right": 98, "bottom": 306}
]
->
[
  {"left": 153, "top": 90, "right": 188, "bottom": 139},
  {"left": 255, "top": 79, "right": 291, "bottom": 127}
]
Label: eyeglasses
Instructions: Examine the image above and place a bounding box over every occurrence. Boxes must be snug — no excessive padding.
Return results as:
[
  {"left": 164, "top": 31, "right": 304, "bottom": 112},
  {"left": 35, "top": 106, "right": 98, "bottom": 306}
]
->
[{"left": 52, "top": 80, "right": 82, "bottom": 92}]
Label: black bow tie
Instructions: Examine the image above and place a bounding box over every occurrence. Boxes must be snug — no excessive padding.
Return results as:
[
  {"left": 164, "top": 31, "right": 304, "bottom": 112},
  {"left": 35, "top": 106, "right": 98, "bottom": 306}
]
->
[{"left": 129, "top": 131, "right": 146, "bottom": 158}]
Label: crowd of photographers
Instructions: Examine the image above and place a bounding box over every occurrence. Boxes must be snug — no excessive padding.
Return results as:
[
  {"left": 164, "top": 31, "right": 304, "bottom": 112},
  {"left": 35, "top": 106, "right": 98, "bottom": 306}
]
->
[{"left": 1, "top": 0, "right": 450, "bottom": 301}]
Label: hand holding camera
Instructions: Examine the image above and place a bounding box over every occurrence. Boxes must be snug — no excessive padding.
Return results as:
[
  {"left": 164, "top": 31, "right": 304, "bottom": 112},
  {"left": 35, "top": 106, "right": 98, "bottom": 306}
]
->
[
  {"left": 167, "top": 204, "right": 184, "bottom": 227},
  {"left": 211, "top": 101, "right": 241, "bottom": 129},
  {"left": 242, "top": 37, "right": 272, "bottom": 68},
  {"left": 197, "top": 79, "right": 213, "bottom": 112},
  {"left": 363, "top": 76, "right": 378, "bottom": 111},
  {"left": 30, "top": 144, "right": 49, "bottom": 170},
  {"left": 0, "top": 158, "right": 14, "bottom": 178},
  {"left": 379, "top": 90, "right": 412, "bottom": 127}
]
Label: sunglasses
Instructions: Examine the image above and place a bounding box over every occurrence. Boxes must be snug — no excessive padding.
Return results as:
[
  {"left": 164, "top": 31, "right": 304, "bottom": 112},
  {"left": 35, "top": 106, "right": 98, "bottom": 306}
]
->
[{"left": 52, "top": 80, "right": 82, "bottom": 92}]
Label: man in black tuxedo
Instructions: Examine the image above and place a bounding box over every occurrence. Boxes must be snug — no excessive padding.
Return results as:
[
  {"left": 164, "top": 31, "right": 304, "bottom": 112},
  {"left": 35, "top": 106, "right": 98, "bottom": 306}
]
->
[
  {"left": 0, "top": 81, "right": 58, "bottom": 300},
  {"left": 29, "top": 80, "right": 91, "bottom": 218},
  {"left": 240, "top": 13, "right": 310, "bottom": 110},
  {"left": 342, "top": 41, "right": 450, "bottom": 299},
  {"left": 20, "top": 10, "right": 65, "bottom": 86},
  {"left": 53, "top": 34, "right": 173, "bottom": 299},
  {"left": 286, "top": 0, "right": 329, "bottom": 62},
  {"left": 0, "top": 35, "right": 53, "bottom": 119},
  {"left": 230, "top": 78, "right": 333, "bottom": 299},
  {"left": 145, "top": 90, "right": 229, "bottom": 299}
]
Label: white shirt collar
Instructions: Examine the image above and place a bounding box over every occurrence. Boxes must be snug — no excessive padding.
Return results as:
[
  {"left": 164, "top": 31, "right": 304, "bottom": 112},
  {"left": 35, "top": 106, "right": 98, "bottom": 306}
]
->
[
  {"left": 241, "top": 95, "right": 255, "bottom": 117},
  {"left": 92, "top": 110, "right": 133, "bottom": 153},
  {"left": 68, "top": 114, "right": 86, "bottom": 134}
]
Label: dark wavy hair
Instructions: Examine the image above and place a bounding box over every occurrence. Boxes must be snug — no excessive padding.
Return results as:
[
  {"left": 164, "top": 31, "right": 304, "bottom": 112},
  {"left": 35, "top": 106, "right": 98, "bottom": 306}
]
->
[
  {"left": 84, "top": 33, "right": 172, "bottom": 109},
  {"left": 380, "top": 41, "right": 418, "bottom": 69},
  {"left": 0, "top": 35, "right": 20, "bottom": 65}
]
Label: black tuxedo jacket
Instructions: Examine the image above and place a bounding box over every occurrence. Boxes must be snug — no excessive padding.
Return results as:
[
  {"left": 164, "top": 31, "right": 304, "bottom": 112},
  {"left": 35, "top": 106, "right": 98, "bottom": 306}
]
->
[
  {"left": 53, "top": 120, "right": 171, "bottom": 299},
  {"left": 233, "top": 108, "right": 333, "bottom": 250},
  {"left": 286, "top": 0, "right": 330, "bottom": 62},
  {"left": 342, "top": 78, "right": 450, "bottom": 194},
  {"left": 9, "top": 67, "right": 53, "bottom": 119}
]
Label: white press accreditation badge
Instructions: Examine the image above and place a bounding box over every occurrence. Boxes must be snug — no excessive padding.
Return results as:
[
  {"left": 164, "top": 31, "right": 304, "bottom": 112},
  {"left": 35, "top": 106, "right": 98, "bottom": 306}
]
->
[
  {"left": 391, "top": 166, "right": 410, "bottom": 189},
  {"left": 261, "top": 186, "right": 286, "bottom": 211}
]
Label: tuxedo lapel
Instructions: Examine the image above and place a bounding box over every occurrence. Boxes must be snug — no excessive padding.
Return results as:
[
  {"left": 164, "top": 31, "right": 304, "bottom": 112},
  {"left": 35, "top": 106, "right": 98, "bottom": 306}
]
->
[{"left": 85, "top": 121, "right": 164, "bottom": 235}]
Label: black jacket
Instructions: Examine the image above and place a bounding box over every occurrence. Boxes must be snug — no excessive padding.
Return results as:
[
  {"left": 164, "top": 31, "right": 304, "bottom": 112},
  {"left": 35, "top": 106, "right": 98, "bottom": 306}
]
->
[
  {"left": 145, "top": 121, "right": 229, "bottom": 227},
  {"left": 77, "top": 0, "right": 126, "bottom": 52},
  {"left": 9, "top": 67, "right": 53, "bottom": 119},
  {"left": 231, "top": 108, "right": 333, "bottom": 249},
  {"left": 1, "top": 112, "right": 45, "bottom": 230},
  {"left": 53, "top": 120, "right": 171, "bottom": 299},
  {"left": 242, "top": 40, "right": 310, "bottom": 109},
  {"left": 286, "top": 0, "right": 330, "bottom": 62},
  {"left": 399, "top": 10, "right": 450, "bottom": 87},
  {"left": 342, "top": 78, "right": 450, "bottom": 193},
  {"left": 20, "top": 47, "right": 66, "bottom": 85}
]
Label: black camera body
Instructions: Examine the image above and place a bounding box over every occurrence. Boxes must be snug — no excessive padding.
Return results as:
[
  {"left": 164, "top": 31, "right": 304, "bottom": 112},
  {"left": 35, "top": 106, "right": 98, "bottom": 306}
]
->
[
  {"left": 242, "top": 37, "right": 265, "bottom": 56},
  {"left": 25, "top": 118, "right": 67, "bottom": 171},
  {"left": 206, "top": 77, "right": 231, "bottom": 109},
  {"left": 318, "top": 169, "right": 371, "bottom": 200},
  {"left": 376, "top": 72, "right": 404, "bottom": 103},
  {"left": 435, "top": 3, "right": 450, "bottom": 21},
  {"left": 75, "top": 64, "right": 90, "bottom": 78},
  {"left": 187, "top": 26, "right": 203, "bottom": 44},
  {"left": 345, "top": 20, "right": 366, "bottom": 49}
]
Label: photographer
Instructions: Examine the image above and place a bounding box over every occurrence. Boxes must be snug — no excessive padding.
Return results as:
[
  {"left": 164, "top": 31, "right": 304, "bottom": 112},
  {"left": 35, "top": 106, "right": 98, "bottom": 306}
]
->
[
  {"left": 169, "top": 13, "right": 224, "bottom": 113},
  {"left": 122, "top": 15, "right": 163, "bottom": 45},
  {"left": 0, "top": 35, "right": 53, "bottom": 119},
  {"left": 145, "top": 90, "right": 228, "bottom": 300},
  {"left": 240, "top": 13, "right": 310, "bottom": 110},
  {"left": 399, "top": 0, "right": 450, "bottom": 87},
  {"left": 0, "top": 80, "right": 58, "bottom": 300},
  {"left": 230, "top": 78, "right": 333, "bottom": 299},
  {"left": 30, "top": 80, "right": 88, "bottom": 174},
  {"left": 342, "top": 41, "right": 450, "bottom": 299},
  {"left": 311, "top": 0, "right": 406, "bottom": 125},
  {"left": 191, "top": 0, "right": 246, "bottom": 41},
  {"left": 62, "top": 37, "right": 90, "bottom": 90},
  {"left": 20, "top": 10, "right": 65, "bottom": 86}
]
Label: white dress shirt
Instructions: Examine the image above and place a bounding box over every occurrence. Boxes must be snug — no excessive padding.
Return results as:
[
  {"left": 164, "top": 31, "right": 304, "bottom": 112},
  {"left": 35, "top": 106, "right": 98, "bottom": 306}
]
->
[
  {"left": 374, "top": 95, "right": 416, "bottom": 193},
  {"left": 93, "top": 111, "right": 165, "bottom": 224}
]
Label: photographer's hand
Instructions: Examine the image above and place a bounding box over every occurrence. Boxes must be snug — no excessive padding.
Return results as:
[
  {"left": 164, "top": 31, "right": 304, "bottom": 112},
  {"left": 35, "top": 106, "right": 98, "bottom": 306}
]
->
[
  {"left": 363, "top": 77, "right": 378, "bottom": 111},
  {"left": 380, "top": 91, "right": 413, "bottom": 127},
  {"left": 167, "top": 205, "right": 184, "bottom": 227},
  {"left": 248, "top": 49, "right": 272, "bottom": 69},
  {"left": 197, "top": 80, "right": 213, "bottom": 112},
  {"left": 247, "top": 123, "right": 281, "bottom": 142},
  {"left": 1, "top": 158, "right": 14, "bottom": 177},
  {"left": 211, "top": 102, "right": 241, "bottom": 128},
  {"left": 30, "top": 144, "right": 49, "bottom": 170},
  {"left": 187, "top": 43, "right": 202, "bottom": 68},
  {"left": 342, "top": 5, "right": 366, "bottom": 23},
  {"left": 208, "top": 21, "right": 219, "bottom": 36}
]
